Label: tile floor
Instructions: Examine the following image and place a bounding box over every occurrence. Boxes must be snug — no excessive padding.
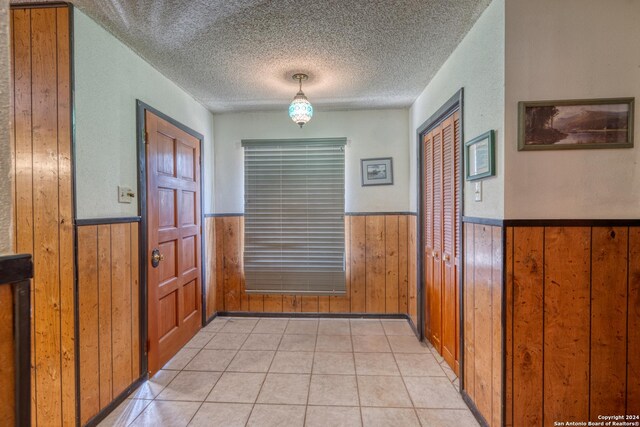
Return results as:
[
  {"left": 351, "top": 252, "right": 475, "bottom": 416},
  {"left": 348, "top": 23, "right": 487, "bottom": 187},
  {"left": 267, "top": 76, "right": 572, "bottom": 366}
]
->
[{"left": 99, "top": 317, "right": 479, "bottom": 427}]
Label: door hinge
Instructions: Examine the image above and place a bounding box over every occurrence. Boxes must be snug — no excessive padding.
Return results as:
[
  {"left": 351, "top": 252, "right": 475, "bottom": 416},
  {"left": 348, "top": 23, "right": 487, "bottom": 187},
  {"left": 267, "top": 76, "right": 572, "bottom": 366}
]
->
[{"left": 144, "top": 131, "right": 149, "bottom": 144}]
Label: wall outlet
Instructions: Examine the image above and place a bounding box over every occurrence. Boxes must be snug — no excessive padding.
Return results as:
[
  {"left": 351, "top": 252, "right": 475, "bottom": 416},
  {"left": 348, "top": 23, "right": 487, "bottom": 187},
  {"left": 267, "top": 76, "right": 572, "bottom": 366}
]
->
[
  {"left": 474, "top": 181, "right": 482, "bottom": 202},
  {"left": 118, "top": 186, "right": 135, "bottom": 204}
]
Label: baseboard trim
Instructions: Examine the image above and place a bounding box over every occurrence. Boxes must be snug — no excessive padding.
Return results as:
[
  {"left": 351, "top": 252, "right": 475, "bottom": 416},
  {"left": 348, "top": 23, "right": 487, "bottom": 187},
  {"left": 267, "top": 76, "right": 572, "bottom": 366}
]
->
[
  {"left": 461, "top": 390, "right": 489, "bottom": 427},
  {"left": 216, "top": 311, "right": 411, "bottom": 320},
  {"left": 84, "top": 374, "right": 147, "bottom": 427}
]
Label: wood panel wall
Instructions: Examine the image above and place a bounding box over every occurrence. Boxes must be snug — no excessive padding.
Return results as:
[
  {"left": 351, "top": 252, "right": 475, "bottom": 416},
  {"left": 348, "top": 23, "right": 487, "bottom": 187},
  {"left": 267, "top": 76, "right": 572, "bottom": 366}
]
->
[
  {"left": 505, "top": 226, "right": 640, "bottom": 426},
  {"left": 462, "top": 222, "right": 502, "bottom": 427},
  {"left": 204, "top": 215, "right": 417, "bottom": 317},
  {"left": 10, "top": 6, "right": 75, "bottom": 426},
  {"left": 0, "top": 285, "right": 15, "bottom": 426},
  {"left": 77, "top": 223, "right": 141, "bottom": 425}
]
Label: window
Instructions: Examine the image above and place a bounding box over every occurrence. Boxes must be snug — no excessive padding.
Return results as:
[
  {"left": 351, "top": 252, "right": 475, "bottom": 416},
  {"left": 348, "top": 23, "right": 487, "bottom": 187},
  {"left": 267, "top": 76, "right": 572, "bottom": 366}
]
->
[{"left": 242, "top": 138, "right": 346, "bottom": 294}]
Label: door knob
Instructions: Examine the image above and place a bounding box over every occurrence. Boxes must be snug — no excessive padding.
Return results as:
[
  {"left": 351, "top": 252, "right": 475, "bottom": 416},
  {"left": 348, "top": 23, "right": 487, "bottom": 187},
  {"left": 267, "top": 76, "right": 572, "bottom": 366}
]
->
[
  {"left": 443, "top": 254, "right": 450, "bottom": 262},
  {"left": 151, "top": 248, "right": 164, "bottom": 268}
]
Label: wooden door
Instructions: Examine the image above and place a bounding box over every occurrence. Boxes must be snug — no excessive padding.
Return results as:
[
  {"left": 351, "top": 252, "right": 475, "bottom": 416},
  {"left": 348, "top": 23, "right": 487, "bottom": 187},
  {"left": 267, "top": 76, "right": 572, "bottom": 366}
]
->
[
  {"left": 423, "top": 111, "right": 460, "bottom": 375},
  {"left": 146, "top": 110, "right": 202, "bottom": 375}
]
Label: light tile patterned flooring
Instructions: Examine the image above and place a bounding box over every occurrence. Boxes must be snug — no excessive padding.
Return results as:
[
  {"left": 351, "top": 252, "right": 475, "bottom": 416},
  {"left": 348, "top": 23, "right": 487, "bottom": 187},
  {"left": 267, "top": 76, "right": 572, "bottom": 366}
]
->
[{"left": 99, "top": 317, "right": 479, "bottom": 427}]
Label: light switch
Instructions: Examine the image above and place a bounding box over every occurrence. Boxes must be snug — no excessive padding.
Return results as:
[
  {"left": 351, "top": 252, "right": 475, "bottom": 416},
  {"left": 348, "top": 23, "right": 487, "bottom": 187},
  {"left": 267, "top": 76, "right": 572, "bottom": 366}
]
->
[
  {"left": 118, "top": 186, "right": 135, "bottom": 204},
  {"left": 474, "top": 181, "right": 482, "bottom": 202}
]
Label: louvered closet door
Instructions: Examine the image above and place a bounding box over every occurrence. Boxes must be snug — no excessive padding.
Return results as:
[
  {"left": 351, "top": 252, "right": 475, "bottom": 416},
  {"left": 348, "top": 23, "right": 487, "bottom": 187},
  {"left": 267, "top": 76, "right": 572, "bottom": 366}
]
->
[{"left": 422, "top": 111, "right": 460, "bottom": 375}]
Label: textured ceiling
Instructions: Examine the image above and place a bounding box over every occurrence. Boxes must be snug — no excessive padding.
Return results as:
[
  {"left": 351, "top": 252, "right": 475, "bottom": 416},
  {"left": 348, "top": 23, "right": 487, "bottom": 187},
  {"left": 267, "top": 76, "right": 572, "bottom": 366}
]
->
[{"left": 15, "top": 0, "right": 491, "bottom": 112}]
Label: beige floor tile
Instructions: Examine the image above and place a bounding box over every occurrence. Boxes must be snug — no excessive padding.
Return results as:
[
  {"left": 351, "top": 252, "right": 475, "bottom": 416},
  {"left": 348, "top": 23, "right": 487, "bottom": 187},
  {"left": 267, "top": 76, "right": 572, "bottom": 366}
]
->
[
  {"left": 202, "top": 317, "right": 228, "bottom": 333},
  {"left": 129, "top": 370, "right": 178, "bottom": 399},
  {"left": 313, "top": 352, "right": 356, "bottom": 375},
  {"left": 129, "top": 401, "right": 200, "bottom": 427},
  {"left": 99, "top": 398, "right": 151, "bottom": 427},
  {"left": 354, "top": 353, "right": 400, "bottom": 376},
  {"left": 279, "top": 334, "right": 317, "bottom": 351},
  {"left": 285, "top": 319, "right": 319, "bottom": 335},
  {"left": 404, "top": 376, "right": 467, "bottom": 409},
  {"left": 387, "top": 336, "right": 429, "bottom": 353},
  {"left": 381, "top": 320, "right": 415, "bottom": 336},
  {"left": 350, "top": 320, "right": 385, "bottom": 336},
  {"left": 394, "top": 353, "right": 446, "bottom": 377},
  {"left": 318, "top": 319, "right": 351, "bottom": 335},
  {"left": 305, "top": 406, "right": 362, "bottom": 427},
  {"left": 315, "top": 335, "right": 353, "bottom": 352},
  {"left": 220, "top": 318, "right": 259, "bottom": 333},
  {"left": 361, "top": 408, "right": 421, "bottom": 427},
  {"left": 256, "top": 373, "right": 310, "bottom": 405},
  {"left": 308, "top": 374, "right": 359, "bottom": 406},
  {"left": 204, "top": 333, "right": 249, "bottom": 350},
  {"left": 162, "top": 347, "right": 200, "bottom": 370},
  {"left": 227, "top": 350, "right": 275, "bottom": 372},
  {"left": 247, "top": 404, "right": 306, "bottom": 427},
  {"left": 242, "top": 333, "right": 282, "bottom": 350},
  {"left": 206, "top": 372, "right": 266, "bottom": 403},
  {"left": 270, "top": 351, "right": 314, "bottom": 373},
  {"left": 184, "top": 349, "right": 237, "bottom": 371},
  {"left": 416, "top": 408, "right": 480, "bottom": 427},
  {"left": 183, "top": 331, "right": 215, "bottom": 349},
  {"left": 156, "top": 371, "right": 221, "bottom": 401},
  {"left": 253, "top": 318, "right": 289, "bottom": 334},
  {"left": 352, "top": 335, "right": 391, "bottom": 353},
  {"left": 357, "top": 376, "right": 412, "bottom": 407},
  {"left": 440, "top": 362, "right": 458, "bottom": 382},
  {"left": 189, "top": 402, "right": 253, "bottom": 427}
]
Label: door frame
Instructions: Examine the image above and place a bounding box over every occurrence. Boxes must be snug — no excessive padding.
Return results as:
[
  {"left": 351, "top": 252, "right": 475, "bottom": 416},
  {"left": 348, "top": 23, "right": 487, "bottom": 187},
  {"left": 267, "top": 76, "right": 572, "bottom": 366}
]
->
[
  {"left": 135, "top": 100, "right": 206, "bottom": 375},
  {"left": 415, "top": 88, "right": 465, "bottom": 389}
]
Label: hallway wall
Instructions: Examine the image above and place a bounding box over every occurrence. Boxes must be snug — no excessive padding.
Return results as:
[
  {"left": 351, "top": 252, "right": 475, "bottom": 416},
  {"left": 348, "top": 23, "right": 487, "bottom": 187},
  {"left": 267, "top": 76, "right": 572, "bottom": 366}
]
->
[{"left": 0, "top": 0, "right": 11, "bottom": 254}]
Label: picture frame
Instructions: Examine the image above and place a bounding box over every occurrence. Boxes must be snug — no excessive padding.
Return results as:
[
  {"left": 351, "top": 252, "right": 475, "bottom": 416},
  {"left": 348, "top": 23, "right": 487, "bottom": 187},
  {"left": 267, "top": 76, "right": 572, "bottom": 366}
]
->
[
  {"left": 465, "top": 130, "right": 495, "bottom": 181},
  {"left": 518, "top": 97, "right": 634, "bottom": 151},
  {"left": 361, "top": 157, "right": 393, "bottom": 186}
]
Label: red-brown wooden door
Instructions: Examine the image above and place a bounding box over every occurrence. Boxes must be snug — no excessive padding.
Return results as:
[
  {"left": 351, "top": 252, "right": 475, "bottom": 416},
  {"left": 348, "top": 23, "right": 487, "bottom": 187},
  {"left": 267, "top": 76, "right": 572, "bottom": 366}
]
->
[
  {"left": 146, "top": 110, "right": 202, "bottom": 375},
  {"left": 423, "top": 111, "right": 460, "bottom": 375}
]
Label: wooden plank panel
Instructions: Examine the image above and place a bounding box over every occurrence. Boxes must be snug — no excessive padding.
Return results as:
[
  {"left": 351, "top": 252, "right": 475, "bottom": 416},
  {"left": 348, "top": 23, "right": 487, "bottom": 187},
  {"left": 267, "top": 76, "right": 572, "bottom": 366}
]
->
[
  {"left": 282, "top": 296, "right": 301, "bottom": 312},
  {"left": 505, "top": 227, "right": 513, "bottom": 427},
  {"left": 0, "top": 285, "right": 15, "bottom": 426},
  {"left": 223, "top": 217, "right": 241, "bottom": 311},
  {"left": 512, "top": 227, "right": 544, "bottom": 426},
  {"left": 78, "top": 226, "right": 100, "bottom": 424},
  {"left": 408, "top": 215, "right": 417, "bottom": 324},
  {"left": 591, "top": 227, "right": 627, "bottom": 416},
  {"left": 205, "top": 218, "right": 216, "bottom": 318},
  {"left": 130, "top": 222, "right": 140, "bottom": 380},
  {"left": 31, "top": 8, "right": 62, "bottom": 424},
  {"left": 330, "top": 216, "right": 350, "bottom": 313},
  {"left": 463, "top": 223, "right": 475, "bottom": 400},
  {"left": 301, "top": 297, "right": 319, "bottom": 312},
  {"left": 263, "top": 295, "right": 283, "bottom": 312},
  {"left": 111, "top": 223, "right": 133, "bottom": 396},
  {"left": 55, "top": 9, "right": 75, "bottom": 424},
  {"left": 385, "top": 216, "right": 399, "bottom": 313},
  {"left": 365, "top": 216, "right": 385, "bottom": 313},
  {"left": 629, "top": 227, "right": 640, "bottom": 413},
  {"left": 473, "top": 224, "right": 492, "bottom": 421},
  {"left": 239, "top": 217, "right": 249, "bottom": 311},
  {"left": 214, "top": 217, "right": 225, "bottom": 311},
  {"left": 97, "top": 225, "right": 113, "bottom": 408},
  {"left": 350, "top": 216, "right": 366, "bottom": 312},
  {"left": 491, "top": 226, "right": 502, "bottom": 427},
  {"left": 249, "top": 295, "right": 264, "bottom": 312},
  {"left": 398, "top": 215, "right": 409, "bottom": 314},
  {"left": 544, "top": 227, "right": 591, "bottom": 424},
  {"left": 317, "top": 297, "right": 330, "bottom": 313}
]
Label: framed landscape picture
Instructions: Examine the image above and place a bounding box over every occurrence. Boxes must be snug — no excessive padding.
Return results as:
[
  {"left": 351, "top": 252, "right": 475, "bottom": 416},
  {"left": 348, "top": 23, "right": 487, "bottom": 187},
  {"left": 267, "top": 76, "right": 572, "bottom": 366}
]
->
[
  {"left": 361, "top": 157, "right": 393, "bottom": 186},
  {"left": 518, "top": 97, "right": 634, "bottom": 151},
  {"left": 465, "top": 130, "right": 495, "bottom": 181}
]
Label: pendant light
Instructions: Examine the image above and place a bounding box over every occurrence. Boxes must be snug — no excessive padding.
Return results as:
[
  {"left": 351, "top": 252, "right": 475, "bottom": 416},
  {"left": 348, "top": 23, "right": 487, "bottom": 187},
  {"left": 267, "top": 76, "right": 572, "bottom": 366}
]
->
[{"left": 288, "top": 73, "right": 313, "bottom": 128}]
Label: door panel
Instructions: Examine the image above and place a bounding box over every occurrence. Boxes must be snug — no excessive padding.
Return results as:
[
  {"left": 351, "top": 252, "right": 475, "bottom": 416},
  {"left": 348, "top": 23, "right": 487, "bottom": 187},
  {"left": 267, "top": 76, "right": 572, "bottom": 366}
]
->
[{"left": 146, "top": 110, "right": 202, "bottom": 375}]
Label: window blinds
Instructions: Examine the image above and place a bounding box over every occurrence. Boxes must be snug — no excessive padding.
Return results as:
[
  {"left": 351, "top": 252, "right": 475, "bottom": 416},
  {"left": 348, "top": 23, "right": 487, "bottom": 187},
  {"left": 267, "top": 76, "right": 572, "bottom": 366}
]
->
[{"left": 242, "top": 138, "right": 347, "bottom": 295}]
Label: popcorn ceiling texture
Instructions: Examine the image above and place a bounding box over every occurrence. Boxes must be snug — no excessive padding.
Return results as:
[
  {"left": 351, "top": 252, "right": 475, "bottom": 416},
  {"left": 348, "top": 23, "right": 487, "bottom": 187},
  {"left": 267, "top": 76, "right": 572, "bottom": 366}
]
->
[
  {"left": 0, "top": 0, "right": 12, "bottom": 254},
  {"left": 13, "top": 0, "right": 491, "bottom": 112}
]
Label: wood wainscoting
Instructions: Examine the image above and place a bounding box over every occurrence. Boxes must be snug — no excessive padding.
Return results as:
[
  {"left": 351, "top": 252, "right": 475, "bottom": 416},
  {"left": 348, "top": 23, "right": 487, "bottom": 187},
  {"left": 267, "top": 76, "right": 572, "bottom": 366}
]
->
[
  {"left": 462, "top": 221, "right": 503, "bottom": 427},
  {"left": 505, "top": 225, "right": 640, "bottom": 426},
  {"left": 204, "top": 214, "right": 418, "bottom": 320},
  {"left": 77, "top": 222, "right": 141, "bottom": 425},
  {"left": 10, "top": 6, "right": 75, "bottom": 426}
]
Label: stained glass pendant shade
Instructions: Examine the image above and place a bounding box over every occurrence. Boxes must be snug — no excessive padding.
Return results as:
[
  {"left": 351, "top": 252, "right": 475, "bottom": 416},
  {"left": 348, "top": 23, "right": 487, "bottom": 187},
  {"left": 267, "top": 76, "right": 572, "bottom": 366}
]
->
[{"left": 289, "top": 73, "right": 313, "bottom": 128}]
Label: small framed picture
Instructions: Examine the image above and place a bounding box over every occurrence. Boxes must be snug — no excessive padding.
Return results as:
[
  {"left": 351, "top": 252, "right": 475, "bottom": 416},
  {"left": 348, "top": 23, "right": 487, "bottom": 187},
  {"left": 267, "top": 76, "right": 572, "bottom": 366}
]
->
[
  {"left": 518, "top": 97, "right": 634, "bottom": 150},
  {"left": 361, "top": 157, "right": 393, "bottom": 186},
  {"left": 465, "top": 130, "right": 495, "bottom": 181}
]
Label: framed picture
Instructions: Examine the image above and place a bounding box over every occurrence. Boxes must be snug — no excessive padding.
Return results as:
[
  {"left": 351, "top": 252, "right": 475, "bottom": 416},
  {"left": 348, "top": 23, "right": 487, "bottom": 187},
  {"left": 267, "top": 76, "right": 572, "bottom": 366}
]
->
[
  {"left": 518, "top": 97, "right": 634, "bottom": 150},
  {"left": 361, "top": 157, "right": 393, "bottom": 186},
  {"left": 465, "top": 130, "right": 495, "bottom": 181}
]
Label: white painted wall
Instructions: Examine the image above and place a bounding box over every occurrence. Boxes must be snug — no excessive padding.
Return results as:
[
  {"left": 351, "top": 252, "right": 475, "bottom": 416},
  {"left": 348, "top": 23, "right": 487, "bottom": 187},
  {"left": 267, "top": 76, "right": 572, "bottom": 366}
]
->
[
  {"left": 213, "top": 109, "right": 410, "bottom": 213},
  {"left": 409, "top": 0, "right": 505, "bottom": 219},
  {"left": 74, "top": 9, "right": 215, "bottom": 219},
  {"left": 0, "top": 0, "right": 11, "bottom": 254},
  {"left": 504, "top": 0, "right": 640, "bottom": 219}
]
